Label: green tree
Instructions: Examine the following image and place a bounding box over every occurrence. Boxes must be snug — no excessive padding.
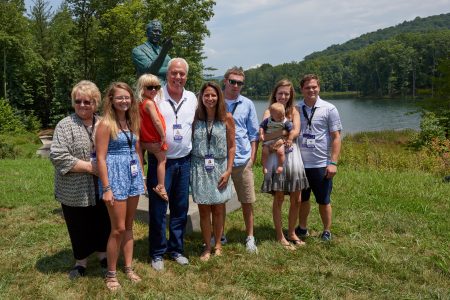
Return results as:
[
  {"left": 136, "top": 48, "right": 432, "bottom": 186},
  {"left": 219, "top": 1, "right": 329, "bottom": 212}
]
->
[
  {"left": 67, "top": 0, "right": 99, "bottom": 79},
  {"left": 48, "top": 3, "right": 80, "bottom": 125},
  {"left": 142, "top": 0, "right": 215, "bottom": 91},
  {"left": 96, "top": 0, "right": 146, "bottom": 88}
]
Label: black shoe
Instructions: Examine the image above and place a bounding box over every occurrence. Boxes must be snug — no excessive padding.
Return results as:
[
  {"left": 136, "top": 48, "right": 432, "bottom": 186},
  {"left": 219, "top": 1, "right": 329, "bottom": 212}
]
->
[
  {"left": 68, "top": 265, "right": 86, "bottom": 280},
  {"left": 295, "top": 226, "right": 310, "bottom": 239},
  {"left": 320, "top": 231, "right": 332, "bottom": 241}
]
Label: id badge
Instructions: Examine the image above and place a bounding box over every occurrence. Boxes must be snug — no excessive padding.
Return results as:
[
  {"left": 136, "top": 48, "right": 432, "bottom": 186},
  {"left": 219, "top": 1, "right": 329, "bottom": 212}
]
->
[
  {"left": 204, "top": 154, "right": 215, "bottom": 172},
  {"left": 173, "top": 124, "right": 183, "bottom": 142},
  {"left": 130, "top": 159, "right": 138, "bottom": 177},
  {"left": 302, "top": 133, "right": 316, "bottom": 148}
]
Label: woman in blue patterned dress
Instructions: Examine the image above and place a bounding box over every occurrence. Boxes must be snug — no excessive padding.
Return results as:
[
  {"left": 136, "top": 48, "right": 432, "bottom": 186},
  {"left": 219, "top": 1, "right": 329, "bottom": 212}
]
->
[
  {"left": 96, "top": 82, "right": 145, "bottom": 291},
  {"left": 191, "top": 82, "right": 236, "bottom": 261}
]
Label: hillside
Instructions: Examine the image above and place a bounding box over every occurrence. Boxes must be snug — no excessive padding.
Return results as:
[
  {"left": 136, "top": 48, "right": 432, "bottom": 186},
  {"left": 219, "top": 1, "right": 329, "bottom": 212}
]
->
[
  {"left": 242, "top": 13, "right": 450, "bottom": 98},
  {"left": 305, "top": 13, "right": 450, "bottom": 60}
]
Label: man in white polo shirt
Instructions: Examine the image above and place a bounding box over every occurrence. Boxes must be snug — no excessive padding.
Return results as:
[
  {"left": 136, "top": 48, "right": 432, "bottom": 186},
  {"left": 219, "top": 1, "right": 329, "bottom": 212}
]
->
[
  {"left": 147, "top": 58, "right": 197, "bottom": 270},
  {"left": 296, "top": 74, "right": 342, "bottom": 241}
]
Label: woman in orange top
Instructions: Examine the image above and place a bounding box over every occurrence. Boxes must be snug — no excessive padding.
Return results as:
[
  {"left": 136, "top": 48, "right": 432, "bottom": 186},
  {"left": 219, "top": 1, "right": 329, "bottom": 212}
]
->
[{"left": 137, "top": 74, "right": 169, "bottom": 201}]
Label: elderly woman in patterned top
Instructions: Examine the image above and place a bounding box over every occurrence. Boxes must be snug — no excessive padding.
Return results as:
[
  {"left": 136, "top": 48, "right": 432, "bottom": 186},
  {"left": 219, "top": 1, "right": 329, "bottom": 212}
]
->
[{"left": 50, "top": 80, "right": 110, "bottom": 279}]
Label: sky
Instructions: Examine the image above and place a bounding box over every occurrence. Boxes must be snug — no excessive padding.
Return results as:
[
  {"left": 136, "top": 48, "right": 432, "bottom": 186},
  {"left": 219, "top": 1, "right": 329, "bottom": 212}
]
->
[{"left": 25, "top": 0, "right": 450, "bottom": 76}]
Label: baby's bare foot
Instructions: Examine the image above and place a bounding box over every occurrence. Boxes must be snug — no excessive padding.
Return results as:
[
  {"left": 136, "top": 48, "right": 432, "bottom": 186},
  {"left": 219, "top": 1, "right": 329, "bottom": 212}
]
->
[{"left": 276, "top": 166, "right": 283, "bottom": 174}]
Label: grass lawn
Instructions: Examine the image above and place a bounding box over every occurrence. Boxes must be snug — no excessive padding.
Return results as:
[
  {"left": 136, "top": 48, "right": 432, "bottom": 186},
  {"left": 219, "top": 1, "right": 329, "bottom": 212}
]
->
[{"left": 0, "top": 131, "right": 449, "bottom": 299}]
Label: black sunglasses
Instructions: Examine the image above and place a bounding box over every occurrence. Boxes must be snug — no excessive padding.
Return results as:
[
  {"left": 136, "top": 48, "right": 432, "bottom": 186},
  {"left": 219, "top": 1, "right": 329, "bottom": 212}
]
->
[
  {"left": 74, "top": 99, "right": 93, "bottom": 105},
  {"left": 145, "top": 85, "right": 161, "bottom": 91},
  {"left": 228, "top": 79, "right": 244, "bottom": 86}
]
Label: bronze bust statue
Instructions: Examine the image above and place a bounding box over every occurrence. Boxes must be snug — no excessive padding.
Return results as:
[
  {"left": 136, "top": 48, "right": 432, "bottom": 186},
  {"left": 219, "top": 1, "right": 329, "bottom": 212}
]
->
[{"left": 132, "top": 20, "right": 173, "bottom": 83}]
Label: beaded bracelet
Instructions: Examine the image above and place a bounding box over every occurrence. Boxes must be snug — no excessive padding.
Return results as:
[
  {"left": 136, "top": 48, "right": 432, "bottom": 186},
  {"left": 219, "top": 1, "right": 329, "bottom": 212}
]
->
[{"left": 103, "top": 185, "right": 112, "bottom": 192}]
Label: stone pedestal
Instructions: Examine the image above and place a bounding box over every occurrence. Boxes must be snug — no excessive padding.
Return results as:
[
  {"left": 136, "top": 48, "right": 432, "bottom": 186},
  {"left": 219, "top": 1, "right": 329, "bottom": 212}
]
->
[
  {"left": 135, "top": 189, "right": 241, "bottom": 234},
  {"left": 36, "top": 135, "right": 52, "bottom": 158}
]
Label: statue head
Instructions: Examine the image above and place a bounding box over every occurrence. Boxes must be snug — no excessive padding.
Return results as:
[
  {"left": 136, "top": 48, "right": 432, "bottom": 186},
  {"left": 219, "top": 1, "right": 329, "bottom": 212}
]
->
[{"left": 146, "top": 20, "right": 163, "bottom": 44}]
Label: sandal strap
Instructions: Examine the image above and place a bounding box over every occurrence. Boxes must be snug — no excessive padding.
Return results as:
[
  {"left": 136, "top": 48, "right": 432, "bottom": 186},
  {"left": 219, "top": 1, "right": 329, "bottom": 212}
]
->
[
  {"left": 105, "top": 272, "right": 121, "bottom": 291},
  {"left": 124, "top": 267, "right": 141, "bottom": 283}
]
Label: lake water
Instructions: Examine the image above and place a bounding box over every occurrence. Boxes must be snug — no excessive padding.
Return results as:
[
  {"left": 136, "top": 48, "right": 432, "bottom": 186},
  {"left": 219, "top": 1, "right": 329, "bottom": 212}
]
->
[{"left": 253, "top": 98, "right": 421, "bottom": 134}]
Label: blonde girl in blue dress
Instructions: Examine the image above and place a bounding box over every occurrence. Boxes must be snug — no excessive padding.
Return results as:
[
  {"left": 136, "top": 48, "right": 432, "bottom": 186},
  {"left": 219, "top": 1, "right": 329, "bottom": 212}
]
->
[{"left": 96, "top": 82, "right": 145, "bottom": 291}]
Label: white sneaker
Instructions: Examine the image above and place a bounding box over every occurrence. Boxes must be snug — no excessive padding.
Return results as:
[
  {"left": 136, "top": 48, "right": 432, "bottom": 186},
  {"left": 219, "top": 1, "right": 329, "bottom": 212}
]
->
[{"left": 245, "top": 236, "right": 258, "bottom": 253}]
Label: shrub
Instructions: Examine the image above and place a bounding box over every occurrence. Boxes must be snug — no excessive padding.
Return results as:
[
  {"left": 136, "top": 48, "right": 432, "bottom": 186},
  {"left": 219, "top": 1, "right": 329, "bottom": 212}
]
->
[
  {"left": 415, "top": 112, "right": 446, "bottom": 147},
  {"left": 21, "top": 113, "right": 42, "bottom": 133},
  {"left": 0, "top": 141, "right": 20, "bottom": 159},
  {"left": 0, "top": 99, "right": 26, "bottom": 134}
]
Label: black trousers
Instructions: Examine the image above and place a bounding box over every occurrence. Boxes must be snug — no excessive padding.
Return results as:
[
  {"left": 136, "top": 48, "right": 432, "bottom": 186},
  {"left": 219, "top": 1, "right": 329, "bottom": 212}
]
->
[{"left": 61, "top": 196, "right": 111, "bottom": 260}]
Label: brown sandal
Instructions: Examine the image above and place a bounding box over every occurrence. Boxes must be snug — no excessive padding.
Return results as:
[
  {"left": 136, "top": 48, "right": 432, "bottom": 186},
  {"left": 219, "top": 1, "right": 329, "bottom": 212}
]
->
[
  {"left": 105, "top": 272, "right": 121, "bottom": 291},
  {"left": 214, "top": 247, "right": 223, "bottom": 256},
  {"left": 200, "top": 249, "right": 211, "bottom": 262},
  {"left": 124, "top": 267, "right": 141, "bottom": 283},
  {"left": 153, "top": 185, "right": 169, "bottom": 202},
  {"left": 279, "top": 241, "right": 296, "bottom": 251}
]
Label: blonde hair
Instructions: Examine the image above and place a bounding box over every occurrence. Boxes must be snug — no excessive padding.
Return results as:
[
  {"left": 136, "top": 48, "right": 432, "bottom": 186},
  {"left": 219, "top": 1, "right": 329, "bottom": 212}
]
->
[
  {"left": 101, "top": 82, "right": 140, "bottom": 139},
  {"left": 135, "top": 74, "right": 162, "bottom": 102},
  {"left": 269, "top": 102, "right": 286, "bottom": 119},
  {"left": 71, "top": 80, "right": 101, "bottom": 107}
]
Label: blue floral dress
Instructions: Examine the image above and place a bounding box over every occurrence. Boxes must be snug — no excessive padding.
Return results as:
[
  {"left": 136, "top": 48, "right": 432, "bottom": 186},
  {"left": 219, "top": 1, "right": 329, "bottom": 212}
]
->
[
  {"left": 99, "top": 131, "right": 145, "bottom": 200},
  {"left": 190, "top": 120, "right": 232, "bottom": 205}
]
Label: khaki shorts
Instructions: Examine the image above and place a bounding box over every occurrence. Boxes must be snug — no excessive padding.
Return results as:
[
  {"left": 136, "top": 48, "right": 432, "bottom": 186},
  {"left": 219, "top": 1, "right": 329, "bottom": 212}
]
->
[{"left": 231, "top": 159, "right": 256, "bottom": 204}]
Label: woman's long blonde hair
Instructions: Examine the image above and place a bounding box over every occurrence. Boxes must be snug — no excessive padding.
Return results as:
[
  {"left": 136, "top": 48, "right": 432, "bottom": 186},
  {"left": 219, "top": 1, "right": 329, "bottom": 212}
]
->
[{"left": 101, "top": 82, "right": 140, "bottom": 139}]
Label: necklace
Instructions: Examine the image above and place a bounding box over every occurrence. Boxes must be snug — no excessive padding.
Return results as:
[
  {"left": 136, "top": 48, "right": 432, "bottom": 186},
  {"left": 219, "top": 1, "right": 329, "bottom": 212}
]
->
[{"left": 118, "top": 119, "right": 129, "bottom": 130}]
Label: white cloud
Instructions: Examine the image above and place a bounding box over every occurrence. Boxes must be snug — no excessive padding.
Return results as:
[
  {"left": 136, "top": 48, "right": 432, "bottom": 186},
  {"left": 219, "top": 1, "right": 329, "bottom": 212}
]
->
[
  {"left": 218, "top": 0, "right": 285, "bottom": 15},
  {"left": 247, "top": 64, "right": 262, "bottom": 70},
  {"left": 204, "top": 0, "right": 450, "bottom": 75}
]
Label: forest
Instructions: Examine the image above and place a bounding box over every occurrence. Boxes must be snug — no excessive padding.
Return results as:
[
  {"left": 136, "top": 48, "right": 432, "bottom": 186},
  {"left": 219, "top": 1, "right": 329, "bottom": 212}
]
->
[
  {"left": 1, "top": 0, "right": 215, "bottom": 128},
  {"left": 1, "top": 1, "right": 449, "bottom": 133},
  {"left": 242, "top": 13, "right": 450, "bottom": 99}
]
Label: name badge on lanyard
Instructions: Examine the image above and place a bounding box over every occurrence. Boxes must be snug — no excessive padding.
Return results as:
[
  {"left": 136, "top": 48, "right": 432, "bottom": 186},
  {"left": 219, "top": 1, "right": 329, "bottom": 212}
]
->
[
  {"left": 173, "top": 124, "right": 183, "bottom": 141},
  {"left": 119, "top": 124, "right": 138, "bottom": 177},
  {"left": 301, "top": 105, "right": 317, "bottom": 149},
  {"left": 204, "top": 120, "right": 215, "bottom": 171},
  {"left": 169, "top": 99, "right": 185, "bottom": 142},
  {"left": 130, "top": 159, "right": 138, "bottom": 177},
  {"left": 285, "top": 145, "right": 294, "bottom": 153},
  {"left": 302, "top": 133, "right": 316, "bottom": 148},
  {"left": 84, "top": 116, "right": 97, "bottom": 162},
  {"left": 90, "top": 151, "right": 96, "bottom": 162},
  {"left": 204, "top": 154, "right": 215, "bottom": 171}
]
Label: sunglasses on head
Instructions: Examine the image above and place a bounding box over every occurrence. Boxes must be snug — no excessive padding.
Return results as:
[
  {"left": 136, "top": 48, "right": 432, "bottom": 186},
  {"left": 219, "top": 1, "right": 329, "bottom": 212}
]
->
[
  {"left": 74, "top": 99, "right": 93, "bottom": 105},
  {"left": 228, "top": 79, "right": 244, "bottom": 86},
  {"left": 145, "top": 85, "right": 161, "bottom": 91}
]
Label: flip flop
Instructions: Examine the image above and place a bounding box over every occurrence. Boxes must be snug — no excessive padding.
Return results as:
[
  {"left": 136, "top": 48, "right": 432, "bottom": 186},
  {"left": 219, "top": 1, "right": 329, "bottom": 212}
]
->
[
  {"left": 287, "top": 238, "right": 306, "bottom": 247},
  {"left": 153, "top": 185, "right": 169, "bottom": 202},
  {"left": 279, "top": 241, "right": 296, "bottom": 251},
  {"left": 200, "top": 250, "right": 211, "bottom": 262}
]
